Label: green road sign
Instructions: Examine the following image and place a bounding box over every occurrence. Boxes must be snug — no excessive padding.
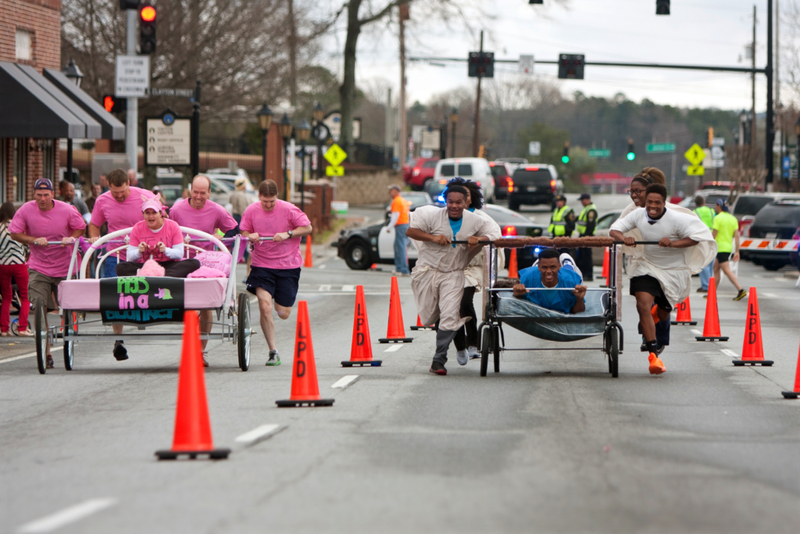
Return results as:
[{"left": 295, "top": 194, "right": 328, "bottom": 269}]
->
[
  {"left": 646, "top": 143, "right": 676, "bottom": 153},
  {"left": 588, "top": 149, "right": 610, "bottom": 158}
]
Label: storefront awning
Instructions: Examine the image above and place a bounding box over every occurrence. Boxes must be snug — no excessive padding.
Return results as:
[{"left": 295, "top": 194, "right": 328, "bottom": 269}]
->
[{"left": 44, "top": 68, "right": 125, "bottom": 140}]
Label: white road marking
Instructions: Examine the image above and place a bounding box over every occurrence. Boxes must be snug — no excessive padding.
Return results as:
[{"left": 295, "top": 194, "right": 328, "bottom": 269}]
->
[
  {"left": 384, "top": 344, "right": 404, "bottom": 353},
  {"left": 319, "top": 285, "right": 331, "bottom": 291},
  {"left": 0, "top": 347, "right": 63, "bottom": 365},
  {"left": 691, "top": 329, "right": 703, "bottom": 336},
  {"left": 721, "top": 349, "right": 739, "bottom": 358},
  {"left": 762, "top": 292, "right": 778, "bottom": 298},
  {"left": 319, "top": 264, "right": 326, "bottom": 269},
  {"left": 235, "top": 424, "right": 283, "bottom": 446},
  {"left": 342, "top": 285, "right": 355, "bottom": 292},
  {"left": 18, "top": 498, "right": 117, "bottom": 533},
  {"left": 331, "top": 375, "right": 359, "bottom": 389}
]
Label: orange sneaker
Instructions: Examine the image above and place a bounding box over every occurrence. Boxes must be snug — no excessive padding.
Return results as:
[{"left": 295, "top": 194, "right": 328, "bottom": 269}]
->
[{"left": 648, "top": 353, "right": 666, "bottom": 375}]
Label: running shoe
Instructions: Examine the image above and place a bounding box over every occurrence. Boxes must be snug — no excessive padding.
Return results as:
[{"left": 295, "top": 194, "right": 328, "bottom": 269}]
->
[
  {"left": 46, "top": 354, "right": 54, "bottom": 369},
  {"left": 266, "top": 350, "right": 280, "bottom": 366},
  {"left": 733, "top": 289, "right": 747, "bottom": 301},
  {"left": 468, "top": 346, "right": 480, "bottom": 360},
  {"left": 696, "top": 287, "right": 708, "bottom": 293},
  {"left": 113, "top": 340, "right": 128, "bottom": 361},
  {"left": 559, "top": 253, "right": 583, "bottom": 280},
  {"left": 456, "top": 349, "right": 469, "bottom": 366},
  {"left": 648, "top": 353, "right": 666, "bottom": 375},
  {"left": 202, "top": 352, "right": 209, "bottom": 368},
  {"left": 429, "top": 361, "right": 447, "bottom": 375}
]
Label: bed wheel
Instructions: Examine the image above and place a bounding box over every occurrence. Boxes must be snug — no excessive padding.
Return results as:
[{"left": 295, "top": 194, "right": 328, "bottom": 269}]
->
[
  {"left": 237, "top": 293, "right": 251, "bottom": 371},
  {"left": 480, "top": 326, "right": 492, "bottom": 377},
  {"left": 63, "top": 310, "right": 75, "bottom": 371},
  {"left": 35, "top": 304, "right": 47, "bottom": 375},
  {"left": 492, "top": 326, "right": 500, "bottom": 373},
  {"left": 608, "top": 327, "right": 619, "bottom": 378}
]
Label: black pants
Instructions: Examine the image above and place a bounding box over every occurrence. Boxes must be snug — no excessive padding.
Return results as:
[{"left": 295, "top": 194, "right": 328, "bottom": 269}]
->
[
  {"left": 454, "top": 286, "right": 478, "bottom": 350},
  {"left": 116, "top": 259, "right": 201, "bottom": 278},
  {"left": 576, "top": 247, "right": 594, "bottom": 281}
]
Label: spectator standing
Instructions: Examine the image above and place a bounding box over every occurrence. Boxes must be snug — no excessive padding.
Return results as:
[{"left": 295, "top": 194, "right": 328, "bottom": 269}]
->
[
  {"left": 711, "top": 199, "right": 747, "bottom": 301},
  {"left": 385, "top": 185, "right": 411, "bottom": 275},
  {"left": 0, "top": 202, "right": 31, "bottom": 336},
  {"left": 694, "top": 195, "right": 715, "bottom": 293},
  {"left": 86, "top": 183, "right": 102, "bottom": 213},
  {"left": 574, "top": 193, "right": 598, "bottom": 281},
  {"left": 58, "top": 180, "right": 90, "bottom": 223},
  {"left": 99, "top": 174, "right": 109, "bottom": 193}
]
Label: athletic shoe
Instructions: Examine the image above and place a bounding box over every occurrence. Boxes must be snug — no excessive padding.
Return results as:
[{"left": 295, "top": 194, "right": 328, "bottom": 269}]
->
[
  {"left": 202, "top": 352, "right": 209, "bottom": 368},
  {"left": 429, "top": 361, "right": 447, "bottom": 375},
  {"left": 468, "top": 346, "right": 480, "bottom": 360},
  {"left": 559, "top": 253, "right": 583, "bottom": 280},
  {"left": 266, "top": 350, "right": 280, "bottom": 366},
  {"left": 113, "top": 340, "right": 128, "bottom": 361},
  {"left": 733, "top": 289, "right": 747, "bottom": 301},
  {"left": 648, "top": 353, "right": 666, "bottom": 375},
  {"left": 456, "top": 349, "right": 468, "bottom": 366},
  {"left": 46, "top": 354, "right": 54, "bottom": 369},
  {"left": 696, "top": 287, "right": 708, "bottom": 293}
]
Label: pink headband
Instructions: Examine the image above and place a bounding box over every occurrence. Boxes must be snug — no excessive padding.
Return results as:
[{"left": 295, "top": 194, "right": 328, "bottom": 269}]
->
[{"left": 142, "top": 198, "right": 163, "bottom": 213}]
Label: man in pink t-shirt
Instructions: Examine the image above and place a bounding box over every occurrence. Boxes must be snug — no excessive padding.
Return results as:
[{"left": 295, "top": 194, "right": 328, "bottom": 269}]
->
[
  {"left": 9, "top": 178, "right": 86, "bottom": 369},
  {"left": 87, "top": 168, "right": 156, "bottom": 360},
  {"left": 240, "top": 180, "right": 312, "bottom": 366},
  {"left": 169, "top": 174, "right": 237, "bottom": 358}
]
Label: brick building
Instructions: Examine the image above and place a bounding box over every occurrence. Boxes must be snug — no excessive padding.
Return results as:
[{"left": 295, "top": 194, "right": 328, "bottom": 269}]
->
[{"left": 0, "top": 0, "right": 122, "bottom": 204}]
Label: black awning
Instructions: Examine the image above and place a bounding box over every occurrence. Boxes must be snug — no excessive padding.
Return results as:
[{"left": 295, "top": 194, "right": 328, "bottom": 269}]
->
[
  {"left": 44, "top": 68, "right": 126, "bottom": 140},
  {"left": 0, "top": 61, "right": 86, "bottom": 138}
]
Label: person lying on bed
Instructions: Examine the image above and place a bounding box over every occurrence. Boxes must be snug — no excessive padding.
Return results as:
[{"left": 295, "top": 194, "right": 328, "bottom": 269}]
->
[
  {"left": 512, "top": 248, "right": 587, "bottom": 314},
  {"left": 115, "top": 199, "right": 201, "bottom": 278}
]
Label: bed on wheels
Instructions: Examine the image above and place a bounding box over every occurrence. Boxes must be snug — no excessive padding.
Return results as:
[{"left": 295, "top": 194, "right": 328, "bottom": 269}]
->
[
  {"left": 476, "top": 236, "right": 625, "bottom": 378},
  {"left": 34, "top": 228, "right": 254, "bottom": 374}
]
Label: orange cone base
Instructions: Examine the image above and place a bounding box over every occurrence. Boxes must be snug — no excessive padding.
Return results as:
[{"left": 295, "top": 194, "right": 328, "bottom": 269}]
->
[
  {"left": 379, "top": 337, "right": 413, "bottom": 343},
  {"left": 781, "top": 390, "right": 800, "bottom": 399},
  {"left": 671, "top": 320, "right": 697, "bottom": 325},
  {"left": 696, "top": 335, "right": 729, "bottom": 341},
  {"left": 341, "top": 359, "right": 382, "bottom": 367},
  {"left": 276, "top": 398, "right": 334, "bottom": 408},
  {"left": 155, "top": 448, "right": 230, "bottom": 461},
  {"left": 732, "top": 359, "right": 774, "bottom": 367}
]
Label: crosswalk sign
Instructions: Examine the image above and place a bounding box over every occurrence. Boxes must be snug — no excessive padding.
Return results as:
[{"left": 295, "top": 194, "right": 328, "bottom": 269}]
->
[{"left": 687, "top": 165, "right": 705, "bottom": 176}]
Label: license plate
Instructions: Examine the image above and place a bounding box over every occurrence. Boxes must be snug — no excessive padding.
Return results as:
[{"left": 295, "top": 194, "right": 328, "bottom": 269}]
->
[{"left": 765, "top": 232, "right": 777, "bottom": 239}]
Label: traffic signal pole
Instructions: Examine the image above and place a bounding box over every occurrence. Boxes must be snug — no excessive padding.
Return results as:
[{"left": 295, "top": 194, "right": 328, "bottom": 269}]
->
[
  {"left": 766, "top": 0, "right": 775, "bottom": 189},
  {"left": 472, "top": 31, "right": 483, "bottom": 158},
  {"left": 126, "top": 9, "right": 138, "bottom": 173}
]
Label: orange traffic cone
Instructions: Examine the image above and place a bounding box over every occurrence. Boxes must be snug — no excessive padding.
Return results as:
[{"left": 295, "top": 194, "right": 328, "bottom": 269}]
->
[
  {"left": 733, "top": 288, "right": 773, "bottom": 366},
  {"left": 600, "top": 247, "right": 610, "bottom": 287},
  {"left": 277, "top": 301, "right": 334, "bottom": 407},
  {"left": 696, "top": 278, "right": 729, "bottom": 342},
  {"left": 781, "top": 342, "right": 800, "bottom": 398},
  {"left": 303, "top": 237, "right": 313, "bottom": 268},
  {"left": 379, "top": 276, "right": 413, "bottom": 343},
  {"left": 156, "top": 312, "right": 230, "bottom": 460},
  {"left": 508, "top": 248, "right": 519, "bottom": 279},
  {"left": 671, "top": 298, "right": 697, "bottom": 325},
  {"left": 410, "top": 315, "right": 436, "bottom": 331},
  {"left": 342, "top": 286, "right": 382, "bottom": 367}
]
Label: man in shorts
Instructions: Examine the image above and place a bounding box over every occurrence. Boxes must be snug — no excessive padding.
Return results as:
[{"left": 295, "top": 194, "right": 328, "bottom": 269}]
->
[
  {"left": 513, "top": 248, "right": 587, "bottom": 314},
  {"left": 239, "top": 180, "right": 312, "bottom": 366},
  {"left": 712, "top": 199, "right": 747, "bottom": 301},
  {"left": 9, "top": 179, "right": 86, "bottom": 369},
  {"left": 88, "top": 168, "right": 155, "bottom": 360},
  {"left": 610, "top": 184, "right": 715, "bottom": 375}
]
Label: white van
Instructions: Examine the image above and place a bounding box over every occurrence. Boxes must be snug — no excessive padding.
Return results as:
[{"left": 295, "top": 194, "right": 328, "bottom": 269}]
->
[{"left": 433, "top": 157, "right": 496, "bottom": 204}]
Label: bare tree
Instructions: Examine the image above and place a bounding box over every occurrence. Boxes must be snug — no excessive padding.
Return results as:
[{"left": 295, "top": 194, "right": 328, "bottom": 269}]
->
[{"left": 726, "top": 145, "right": 768, "bottom": 203}]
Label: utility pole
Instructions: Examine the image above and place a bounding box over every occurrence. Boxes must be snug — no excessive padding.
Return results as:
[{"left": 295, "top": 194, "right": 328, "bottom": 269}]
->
[
  {"left": 126, "top": 9, "right": 138, "bottom": 172},
  {"left": 398, "top": 5, "right": 408, "bottom": 168},
  {"left": 472, "top": 30, "right": 484, "bottom": 157},
  {"left": 752, "top": 5, "right": 757, "bottom": 147},
  {"left": 384, "top": 88, "right": 393, "bottom": 156},
  {"left": 767, "top": 0, "right": 775, "bottom": 189}
]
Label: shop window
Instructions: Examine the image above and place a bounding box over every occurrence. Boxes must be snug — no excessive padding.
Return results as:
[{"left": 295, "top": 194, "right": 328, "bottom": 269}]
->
[
  {"left": 13, "top": 139, "right": 26, "bottom": 203},
  {"left": 41, "top": 139, "right": 55, "bottom": 183}
]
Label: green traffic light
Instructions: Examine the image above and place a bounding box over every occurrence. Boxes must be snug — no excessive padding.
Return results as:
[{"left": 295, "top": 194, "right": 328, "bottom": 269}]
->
[
  {"left": 626, "top": 152, "right": 635, "bottom": 161},
  {"left": 562, "top": 156, "right": 569, "bottom": 164}
]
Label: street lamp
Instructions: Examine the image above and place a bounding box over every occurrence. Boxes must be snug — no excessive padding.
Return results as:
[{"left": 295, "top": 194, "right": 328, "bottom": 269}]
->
[
  {"left": 449, "top": 107, "right": 458, "bottom": 158},
  {"left": 256, "top": 103, "right": 273, "bottom": 183},
  {"left": 795, "top": 117, "right": 800, "bottom": 180},
  {"left": 62, "top": 59, "right": 84, "bottom": 184},
  {"left": 278, "top": 113, "right": 294, "bottom": 200},
  {"left": 297, "top": 119, "right": 311, "bottom": 211},
  {"left": 313, "top": 103, "right": 326, "bottom": 179}
]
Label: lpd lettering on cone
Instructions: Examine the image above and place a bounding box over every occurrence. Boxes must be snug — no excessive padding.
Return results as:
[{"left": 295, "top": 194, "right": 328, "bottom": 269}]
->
[
  {"left": 343, "top": 285, "right": 382, "bottom": 367},
  {"left": 733, "top": 288, "right": 773, "bottom": 366}
]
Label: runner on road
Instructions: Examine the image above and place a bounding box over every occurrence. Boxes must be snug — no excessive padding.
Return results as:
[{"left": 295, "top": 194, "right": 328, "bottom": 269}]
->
[
  {"left": 239, "top": 180, "right": 312, "bottom": 366},
  {"left": 711, "top": 199, "right": 747, "bottom": 301},
  {"left": 9, "top": 179, "right": 86, "bottom": 369},
  {"left": 693, "top": 196, "right": 715, "bottom": 293}
]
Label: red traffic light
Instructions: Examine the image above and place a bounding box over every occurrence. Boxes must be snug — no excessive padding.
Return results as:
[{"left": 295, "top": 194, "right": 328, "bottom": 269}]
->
[
  {"left": 140, "top": 5, "right": 156, "bottom": 21},
  {"left": 104, "top": 96, "right": 114, "bottom": 112}
]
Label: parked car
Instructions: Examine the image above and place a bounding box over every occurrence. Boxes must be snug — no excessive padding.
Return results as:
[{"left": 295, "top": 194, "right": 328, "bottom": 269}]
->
[
  {"left": 402, "top": 157, "right": 439, "bottom": 190},
  {"left": 336, "top": 203, "right": 548, "bottom": 270},
  {"left": 677, "top": 190, "right": 730, "bottom": 211},
  {"left": 495, "top": 157, "right": 528, "bottom": 175},
  {"left": 507, "top": 164, "right": 558, "bottom": 211},
  {"left": 433, "top": 157, "right": 495, "bottom": 204},
  {"left": 384, "top": 191, "right": 435, "bottom": 219},
  {"left": 700, "top": 180, "right": 763, "bottom": 193},
  {"left": 157, "top": 185, "right": 184, "bottom": 208},
  {"left": 489, "top": 161, "right": 513, "bottom": 199},
  {"left": 746, "top": 200, "right": 800, "bottom": 270},
  {"left": 424, "top": 179, "right": 448, "bottom": 206},
  {"left": 591, "top": 210, "right": 622, "bottom": 266},
  {"left": 205, "top": 169, "right": 256, "bottom": 192}
]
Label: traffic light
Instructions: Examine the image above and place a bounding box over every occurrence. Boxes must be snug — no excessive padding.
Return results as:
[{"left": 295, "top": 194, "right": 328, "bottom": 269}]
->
[
  {"left": 102, "top": 94, "right": 127, "bottom": 113},
  {"left": 468, "top": 52, "right": 494, "bottom": 78},
  {"left": 626, "top": 139, "right": 636, "bottom": 161},
  {"left": 119, "top": 0, "right": 139, "bottom": 9},
  {"left": 558, "top": 54, "right": 585, "bottom": 80},
  {"left": 562, "top": 142, "right": 570, "bottom": 164},
  {"left": 707, "top": 127, "right": 714, "bottom": 148},
  {"left": 139, "top": 3, "right": 157, "bottom": 55},
  {"left": 656, "top": 0, "right": 670, "bottom": 15}
]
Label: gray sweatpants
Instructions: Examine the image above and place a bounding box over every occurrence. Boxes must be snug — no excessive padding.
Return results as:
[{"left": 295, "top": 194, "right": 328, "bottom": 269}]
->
[{"left": 434, "top": 329, "right": 458, "bottom": 365}]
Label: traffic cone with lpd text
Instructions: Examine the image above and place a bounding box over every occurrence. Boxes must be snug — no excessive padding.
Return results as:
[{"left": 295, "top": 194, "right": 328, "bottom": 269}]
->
[
  {"left": 342, "top": 285, "right": 382, "bottom": 367},
  {"left": 732, "top": 288, "right": 773, "bottom": 366}
]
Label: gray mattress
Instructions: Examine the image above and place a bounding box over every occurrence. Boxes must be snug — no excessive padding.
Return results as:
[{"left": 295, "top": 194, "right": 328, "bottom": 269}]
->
[{"left": 495, "top": 290, "right": 609, "bottom": 342}]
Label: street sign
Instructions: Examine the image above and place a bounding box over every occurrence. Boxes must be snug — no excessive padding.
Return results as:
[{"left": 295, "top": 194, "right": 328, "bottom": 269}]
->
[
  {"left": 711, "top": 137, "right": 725, "bottom": 147},
  {"left": 528, "top": 141, "right": 540, "bottom": 156},
  {"left": 145, "top": 111, "right": 191, "bottom": 166},
  {"left": 588, "top": 149, "right": 610, "bottom": 158},
  {"left": 115, "top": 55, "right": 150, "bottom": 97},
  {"left": 687, "top": 165, "right": 705, "bottom": 176},
  {"left": 323, "top": 113, "right": 361, "bottom": 142},
  {"left": 646, "top": 143, "right": 676, "bottom": 153},
  {"left": 519, "top": 54, "right": 534, "bottom": 75},
  {"left": 705, "top": 160, "right": 724, "bottom": 168},
  {"left": 324, "top": 143, "right": 347, "bottom": 167},
  {"left": 148, "top": 88, "right": 194, "bottom": 98},
  {"left": 326, "top": 165, "right": 344, "bottom": 177},
  {"left": 711, "top": 146, "right": 725, "bottom": 160},
  {"left": 684, "top": 143, "right": 705, "bottom": 166},
  {"left": 421, "top": 128, "right": 441, "bottom": 150}
]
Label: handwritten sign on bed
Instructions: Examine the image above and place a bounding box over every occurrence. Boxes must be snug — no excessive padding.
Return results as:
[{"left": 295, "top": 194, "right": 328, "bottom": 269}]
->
[{"left": 99, "top": 277, "right": 185, "bottom": 325}]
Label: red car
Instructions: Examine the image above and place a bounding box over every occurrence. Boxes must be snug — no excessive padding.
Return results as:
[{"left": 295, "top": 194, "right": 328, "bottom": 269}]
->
[
  {"left": 403, "top": 157, "right": 439, "bottom": 190},
  {"left": 489, "top": 161, "right": 513, "bottom": 199}
]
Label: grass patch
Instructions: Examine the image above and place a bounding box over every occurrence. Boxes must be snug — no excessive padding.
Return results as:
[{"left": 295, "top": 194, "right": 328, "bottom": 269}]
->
[{"left": 313, "top": 217, "right": 348, "bottom": 245}]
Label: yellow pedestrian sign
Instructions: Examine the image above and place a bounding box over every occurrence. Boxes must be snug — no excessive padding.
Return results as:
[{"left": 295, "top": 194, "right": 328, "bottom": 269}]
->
[
  {"left": 324, "top": 143, "right": 347, "bottom": 167},
  {"left": 684, "top": 143, "right": 705, "bottom": 166},
  {"left": 326, "top": 165, "right": 344, "bottom": 177},
  {"left": 687, "top": 165, "right": 705, "bottom": 176}
]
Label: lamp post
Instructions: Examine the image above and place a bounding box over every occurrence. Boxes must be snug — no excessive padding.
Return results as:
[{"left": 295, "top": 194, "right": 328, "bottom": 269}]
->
[
  {"left": 278, "top": 113, "right": 294, "bottom": 201},
  {"left": 449, "top": 107, "right": 458, "bottom": 158},
  {"left": 62, "top": 59, "right": 84, "bottom": 184},
  {"left": 795, "top": 117, "right": 800, "bottom": 181},
  {"left": 256, "top": 103, "right": 273, "bottom": 183},
  {"left": 297, "top": 119, "right": 311, "bottom": 211},
  {"left": 313, "top": 103, "right": 325, "bottom": 179}
]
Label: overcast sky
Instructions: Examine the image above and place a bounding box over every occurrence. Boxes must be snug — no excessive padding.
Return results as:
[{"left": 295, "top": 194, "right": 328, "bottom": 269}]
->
[{"left": 326, "top": 0, "right": 786, "bottom": 113}]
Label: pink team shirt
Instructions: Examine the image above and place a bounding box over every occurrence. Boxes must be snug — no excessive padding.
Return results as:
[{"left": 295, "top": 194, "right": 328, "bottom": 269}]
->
[
  {"left": 9, "top": 200, "right": 86, "bottom": 277},
  {"left": 168, "top": 198, "right": 237, "bottom": 252},
  {"left": 239, "top": 200, "right": 311, "bottom": 269},
  {"left": 128, "top": 219, "right": 183, "bottom": 263},
  {"left": 90, "top": 186, "right": 155, "bottom": 260}
]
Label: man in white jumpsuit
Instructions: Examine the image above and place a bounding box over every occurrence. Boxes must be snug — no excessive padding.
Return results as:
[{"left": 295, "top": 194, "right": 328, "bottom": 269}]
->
[
  {"left": 407, "top": 185, "right": 502, "bottom": 375},
  {"left": 610, "top": 183, "right": 715, "bottom": 375}
]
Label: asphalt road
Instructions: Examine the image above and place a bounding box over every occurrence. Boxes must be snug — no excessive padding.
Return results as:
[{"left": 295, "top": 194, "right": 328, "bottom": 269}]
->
[{"left": 2, "top": 197, "right": 800, "bottom": 534}]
